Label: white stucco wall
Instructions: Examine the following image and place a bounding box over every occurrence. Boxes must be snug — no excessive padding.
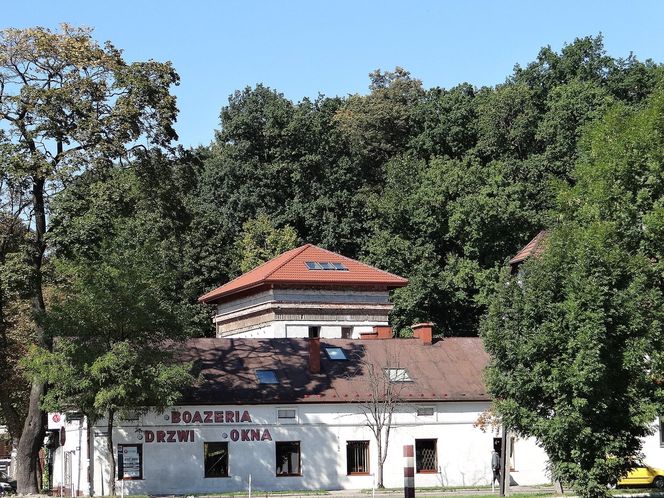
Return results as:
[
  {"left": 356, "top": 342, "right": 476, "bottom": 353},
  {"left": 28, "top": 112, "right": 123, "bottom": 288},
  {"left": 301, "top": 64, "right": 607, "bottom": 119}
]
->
[
  {"left": 226, "top": 321, "right": 381, "bottom": 339},
  {"left": 51, "top": 402, "right": 556, "bottom": 495}
]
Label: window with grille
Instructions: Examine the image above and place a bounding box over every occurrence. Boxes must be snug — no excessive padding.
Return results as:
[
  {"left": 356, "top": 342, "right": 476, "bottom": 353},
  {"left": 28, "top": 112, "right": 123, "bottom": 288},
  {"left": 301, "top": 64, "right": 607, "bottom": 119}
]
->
[
  {"left": 346, "top": 440, "right": 370, "bottom": 475},
  {"left": 415, "top": 439, "right": 437, "bottom": 473},
  {"left": 276, "top": 441, "right": 301, "bottom": 476},
  {"left": 204, "top": 442, "right": 229, "bottom": 478}
]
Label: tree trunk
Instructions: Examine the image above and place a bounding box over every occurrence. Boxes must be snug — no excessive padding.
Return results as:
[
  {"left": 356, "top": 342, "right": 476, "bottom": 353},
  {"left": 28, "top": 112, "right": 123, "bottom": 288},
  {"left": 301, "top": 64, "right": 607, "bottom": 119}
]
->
[
  {"left": 15, "top": 381, "right": 45, "bottom": 494},
  {"left": 16, "top": 176, "right": 50, "bottom": 494},
  {"left": 107, "top": 410, "right": 116, "bottom": 496},
  {"left": 376, "top": 429, "right": 384, "bottom": 488},
  {"left": 0, "top": 388, "right": 22, "bottom": 479}
]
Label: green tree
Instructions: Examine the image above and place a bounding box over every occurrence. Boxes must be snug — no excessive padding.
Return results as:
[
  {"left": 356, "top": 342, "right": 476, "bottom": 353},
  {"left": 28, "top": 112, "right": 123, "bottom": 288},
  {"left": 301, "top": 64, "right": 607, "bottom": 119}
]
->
[
  {"left": 235, "top": 213, "right": 299, "bottom": 273},
  {"left": 481, "top": 85, "right": 664, "bottom": 498},
  {"left": 29, "top": 237, "right": 192, "bottom": 496},
  {"left": 0, "top": 24, "right": 179, "bottom": 492}
]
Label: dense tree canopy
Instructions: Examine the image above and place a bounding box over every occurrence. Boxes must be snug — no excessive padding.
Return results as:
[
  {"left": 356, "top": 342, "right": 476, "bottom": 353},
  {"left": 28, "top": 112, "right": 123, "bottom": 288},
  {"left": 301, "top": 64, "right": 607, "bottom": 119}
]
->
[
  {"left": 2, "top": 29, "right": 664, "bottom": 493},
  {"left": 482, "top": 84, "right": 664, "bottom": 497}
]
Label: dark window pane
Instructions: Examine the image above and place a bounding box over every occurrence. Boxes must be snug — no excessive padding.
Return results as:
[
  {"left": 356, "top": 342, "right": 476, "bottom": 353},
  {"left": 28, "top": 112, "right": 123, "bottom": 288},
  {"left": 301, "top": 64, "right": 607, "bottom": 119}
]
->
[
  {"left": 416, "top": 439, "right": 437, "bottom": 472},
  {"left": 346, "top": 441, "right": 370, "bottom": 474},
  {"left": 308, "top": 326, "right": 320, "bottom": 338},
  {"left": 205, "top": 442, "right": 229, "bottom": 478},
  {"left": 276, "top": 441, "right": 301, "bottom": 476},
  {"left": 341, "top": 327, "right": 353, "bottom": 339}
]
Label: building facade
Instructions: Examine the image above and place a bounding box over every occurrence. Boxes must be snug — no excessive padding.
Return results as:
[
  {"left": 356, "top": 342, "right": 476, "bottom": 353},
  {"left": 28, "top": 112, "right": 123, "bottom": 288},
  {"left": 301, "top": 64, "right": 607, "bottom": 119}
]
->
[{"left": 46, "top": 243, "right": 664, "bottom": 495}]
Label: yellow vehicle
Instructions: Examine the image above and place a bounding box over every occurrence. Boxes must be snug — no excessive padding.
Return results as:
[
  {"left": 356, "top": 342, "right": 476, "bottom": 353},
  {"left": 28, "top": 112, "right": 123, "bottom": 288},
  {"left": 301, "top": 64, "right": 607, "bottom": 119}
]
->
[{"left": 618, "top": 466, "right": 664, "bottom": 488}]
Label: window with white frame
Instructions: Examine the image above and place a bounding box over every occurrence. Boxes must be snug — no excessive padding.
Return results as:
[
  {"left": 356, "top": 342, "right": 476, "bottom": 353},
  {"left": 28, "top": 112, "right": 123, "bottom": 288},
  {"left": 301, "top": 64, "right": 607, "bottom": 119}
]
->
[{"left": 277, "top": 408, "right": 297, "bottom": 423}]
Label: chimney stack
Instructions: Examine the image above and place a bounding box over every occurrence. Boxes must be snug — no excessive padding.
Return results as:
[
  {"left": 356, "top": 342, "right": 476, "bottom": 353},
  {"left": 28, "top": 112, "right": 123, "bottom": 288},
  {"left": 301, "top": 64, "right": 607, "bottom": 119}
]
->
[
  {"left": 412, "top": 322, "right": 434, "bottom": 345},
  {"left": 360, "top": 326, "right": 393, "bottom": 340},
  {"left": 308, "top": 337, "right": 321, "bottom": 374}
]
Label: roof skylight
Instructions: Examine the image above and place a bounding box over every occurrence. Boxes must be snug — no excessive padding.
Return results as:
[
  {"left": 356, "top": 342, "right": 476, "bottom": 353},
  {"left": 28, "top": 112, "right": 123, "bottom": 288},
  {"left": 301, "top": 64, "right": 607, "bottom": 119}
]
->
[
  {"left": 305, "top": 261, "right": 348, "bottom": 271},
  {"left": 385, "top": 368, "right": 412, "bottom": 382},
  {"left": 324, "top": 347, "right": 348, "bottom": 360},
  {"left": 256, "top": 369, "right": 279, "bottom": 384}
]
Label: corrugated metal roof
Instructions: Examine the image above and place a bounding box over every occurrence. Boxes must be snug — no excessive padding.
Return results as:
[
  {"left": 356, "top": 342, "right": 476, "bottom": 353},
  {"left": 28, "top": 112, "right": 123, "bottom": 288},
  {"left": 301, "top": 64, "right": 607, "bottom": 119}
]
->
[
  {"left": 177, "top": 337, "right": 489, "bottom": 404},
  {"left": 199, "top": 244, "right": 408, "bottom": 304}
]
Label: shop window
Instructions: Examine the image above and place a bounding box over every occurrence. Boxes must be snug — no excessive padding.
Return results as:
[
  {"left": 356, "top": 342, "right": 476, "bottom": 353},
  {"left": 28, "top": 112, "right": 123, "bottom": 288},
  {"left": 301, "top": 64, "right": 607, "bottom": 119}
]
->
[
  {"left": 204, "top": 442, "right": 229, "bottom": 478},
  {"left": 276, "top": 441, "right": 301, "bottom": 476},
  {"left": 346, "top": 440, "right": 370, "bottom": 475},
  {"left": 117, "top": 444, "right": 143, "bottom": 480},
  {"left": 308, "top": 326, "right": 320, "bottom": 338},
  {"left": 341, "top": 327, "right": 353, "bottom": 339},
  {"left": 415, "top": 439, "right": 437, "bottom": 473}
]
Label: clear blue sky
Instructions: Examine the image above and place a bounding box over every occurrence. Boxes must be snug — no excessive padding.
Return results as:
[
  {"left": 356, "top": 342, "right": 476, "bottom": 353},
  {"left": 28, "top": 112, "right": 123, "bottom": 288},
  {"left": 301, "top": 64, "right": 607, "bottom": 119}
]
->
[{"left": 5, "top": 0, "right": 664, "bottom": 148}]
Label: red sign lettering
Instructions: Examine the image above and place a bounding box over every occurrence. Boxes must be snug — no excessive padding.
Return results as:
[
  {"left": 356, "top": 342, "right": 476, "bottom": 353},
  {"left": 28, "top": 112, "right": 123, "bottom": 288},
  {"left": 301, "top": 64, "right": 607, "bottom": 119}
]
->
[{"left": 170, "top": 409, "right": 253, "bottom": 425}]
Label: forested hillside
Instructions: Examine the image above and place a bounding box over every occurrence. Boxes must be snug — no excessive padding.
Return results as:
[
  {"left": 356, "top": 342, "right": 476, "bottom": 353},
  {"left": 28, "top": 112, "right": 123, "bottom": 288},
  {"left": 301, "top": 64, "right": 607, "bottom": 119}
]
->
[{"left": 48, "top": 35, "right": 662, "bottom": 338}]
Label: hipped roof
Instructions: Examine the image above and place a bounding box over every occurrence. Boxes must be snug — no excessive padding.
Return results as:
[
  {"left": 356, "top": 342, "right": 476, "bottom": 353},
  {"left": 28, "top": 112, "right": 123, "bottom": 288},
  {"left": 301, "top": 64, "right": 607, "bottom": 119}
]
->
[
  {"left": 199, "top": 244, "right": 408, "bottom": 304},
  {"left": 178, "top": 337, "right": 489, "bottom": 405}
]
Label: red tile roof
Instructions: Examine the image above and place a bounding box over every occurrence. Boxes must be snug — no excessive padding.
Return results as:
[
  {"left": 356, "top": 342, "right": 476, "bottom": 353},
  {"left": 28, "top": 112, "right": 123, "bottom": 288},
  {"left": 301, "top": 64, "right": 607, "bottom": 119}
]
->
[
  {"left": 199, "top": 244, "right": 408, "bottom": 304},
  {"left": 509, "top": 230, "right": 549, "bottom": 266},
  {"left": 178, "top": 337, "right": 489, "bottom": 404}
]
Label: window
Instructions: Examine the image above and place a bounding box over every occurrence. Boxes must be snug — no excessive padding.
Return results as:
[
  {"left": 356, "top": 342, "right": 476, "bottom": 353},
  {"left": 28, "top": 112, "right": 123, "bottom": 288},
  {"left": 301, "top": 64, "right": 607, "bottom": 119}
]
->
[
  {"left": 325, "top": 347, "right": 348, "bottom": 360},
  {"left": 660, "top": 418, "right": 664, "bottom": 447},
  {"left": 341, "top": 326, "right": 353, "bottom": 339},
  {"left": 385, "top": 368, "right": 412, "bottom": 382},
  {"left": 277, "top": 409, "right": 297, "bottom": 422},
  {"left": 415, "top": 439, "right": 437, "bottom": 473},
  {"left": 117, "top": 444, "right": 143, "bottom": 480},
  {"left": 204, "top": 442, "right": 229, "bottom": 478},
  {"left": 417, "top": 406, "right": 434, "bottom": 417},
  {"left": 276, "top": 441, "right": 301, "bottom": 476},
  {"left": 304, "top": 261, "right": 348, "bottom": 271},
  {"left": 256, "top": 369, "right": 278, "bottom": 384},
  {"left": 346, "top": 441, "right": 370, "bottom": 475},
  {"left": 308, "top": 326, "right": 320, "bottom": 339}
]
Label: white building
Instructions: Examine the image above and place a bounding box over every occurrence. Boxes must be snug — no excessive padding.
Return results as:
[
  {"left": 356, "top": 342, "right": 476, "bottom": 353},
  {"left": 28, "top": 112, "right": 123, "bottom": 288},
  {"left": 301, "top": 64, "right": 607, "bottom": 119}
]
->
[{"left": 46, "top": 243, "right": 664, "bottom": 495}]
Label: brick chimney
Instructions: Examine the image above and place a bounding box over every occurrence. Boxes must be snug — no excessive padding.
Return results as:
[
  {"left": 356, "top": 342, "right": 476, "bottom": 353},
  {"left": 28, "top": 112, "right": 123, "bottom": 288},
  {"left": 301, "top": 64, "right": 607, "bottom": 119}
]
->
[
  {"left": 412, "top": 322, "right": 434, "bottom": 345},
  {"left": 359, "top": 326, "right": 393, "bottom": 340},
  {"left": 308, "top": 337, "right": 321, "bottom": 374}
]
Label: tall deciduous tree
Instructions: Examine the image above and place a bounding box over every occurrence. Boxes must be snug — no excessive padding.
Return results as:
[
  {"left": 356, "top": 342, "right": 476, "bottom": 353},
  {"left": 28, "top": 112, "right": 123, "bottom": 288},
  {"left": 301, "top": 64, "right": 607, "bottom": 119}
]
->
[
  {"left": 482, "top": 85, "right": 664, "bottom": 498},
  {"left": 0, "top": 24, "right": 178, "bottom": 492},
  {"left": 29, "top": 234, "right": 193, "bottom": 496}
]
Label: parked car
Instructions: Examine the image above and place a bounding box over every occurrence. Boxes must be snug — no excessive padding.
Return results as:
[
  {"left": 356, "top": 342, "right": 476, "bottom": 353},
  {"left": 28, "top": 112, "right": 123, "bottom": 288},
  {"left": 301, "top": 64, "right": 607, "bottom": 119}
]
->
[
  {"left": 0, "top": 470, "right": 15, "bottom": 495},
  {"left": 618, "top": 466, "right": 664, "bottom": 488}
]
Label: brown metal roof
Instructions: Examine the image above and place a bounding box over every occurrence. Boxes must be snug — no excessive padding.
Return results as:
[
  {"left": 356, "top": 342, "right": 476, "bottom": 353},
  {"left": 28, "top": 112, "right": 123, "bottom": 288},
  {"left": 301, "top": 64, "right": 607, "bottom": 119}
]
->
[{"left": 177, "top": 337, "right": 489, "bottom": 405}]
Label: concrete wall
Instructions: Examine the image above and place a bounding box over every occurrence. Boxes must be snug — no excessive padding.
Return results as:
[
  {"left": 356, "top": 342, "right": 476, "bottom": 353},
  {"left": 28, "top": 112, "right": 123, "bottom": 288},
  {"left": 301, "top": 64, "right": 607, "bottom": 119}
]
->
[{"left": 51, "top": 402, "right": 557, "bottom": 495}]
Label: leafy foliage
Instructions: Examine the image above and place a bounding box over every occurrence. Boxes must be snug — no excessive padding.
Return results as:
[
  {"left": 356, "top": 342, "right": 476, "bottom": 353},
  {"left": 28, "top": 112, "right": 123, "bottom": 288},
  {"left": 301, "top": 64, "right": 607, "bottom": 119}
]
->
[{"left": 482, "top": 84, "right": 664, "bottom": 497}]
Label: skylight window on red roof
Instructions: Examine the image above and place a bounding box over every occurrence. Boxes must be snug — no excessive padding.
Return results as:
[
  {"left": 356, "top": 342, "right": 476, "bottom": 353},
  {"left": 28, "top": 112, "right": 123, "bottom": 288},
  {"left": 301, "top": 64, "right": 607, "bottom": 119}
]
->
[{"left": 305, "top": 261, "right": 349, "bottom": 271}]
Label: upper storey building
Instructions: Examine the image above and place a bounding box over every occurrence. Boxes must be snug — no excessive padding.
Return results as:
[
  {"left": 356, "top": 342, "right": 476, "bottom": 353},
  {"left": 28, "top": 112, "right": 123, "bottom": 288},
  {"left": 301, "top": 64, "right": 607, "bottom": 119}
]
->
[{"left": 198, "top": 244, "right": 408, "bottom": 339}]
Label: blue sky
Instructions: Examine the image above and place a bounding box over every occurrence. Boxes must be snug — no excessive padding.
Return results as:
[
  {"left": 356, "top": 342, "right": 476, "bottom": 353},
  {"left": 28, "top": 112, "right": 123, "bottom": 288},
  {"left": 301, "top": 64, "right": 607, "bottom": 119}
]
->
[{"left": 5, "top": 1, "right": 664, "bottom": 148}]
